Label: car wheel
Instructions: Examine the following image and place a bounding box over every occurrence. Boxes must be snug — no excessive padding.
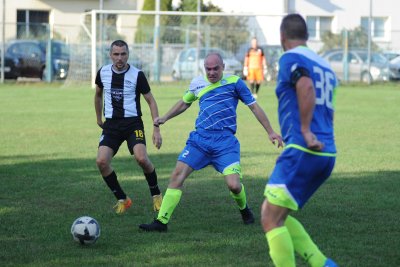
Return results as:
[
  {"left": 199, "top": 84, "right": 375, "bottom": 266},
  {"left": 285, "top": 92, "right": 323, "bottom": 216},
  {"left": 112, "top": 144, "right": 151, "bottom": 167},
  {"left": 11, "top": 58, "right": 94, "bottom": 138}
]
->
[{"left": 361, "top": 72, "right": 372, "bottom": 84}]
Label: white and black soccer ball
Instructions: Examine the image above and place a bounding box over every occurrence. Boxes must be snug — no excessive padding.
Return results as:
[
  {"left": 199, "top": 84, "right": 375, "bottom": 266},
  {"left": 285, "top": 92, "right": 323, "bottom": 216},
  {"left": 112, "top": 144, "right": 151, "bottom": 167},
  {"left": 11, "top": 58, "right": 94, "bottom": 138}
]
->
[{"left": 71, "top": 216, "right": 100, "bottom": 245}]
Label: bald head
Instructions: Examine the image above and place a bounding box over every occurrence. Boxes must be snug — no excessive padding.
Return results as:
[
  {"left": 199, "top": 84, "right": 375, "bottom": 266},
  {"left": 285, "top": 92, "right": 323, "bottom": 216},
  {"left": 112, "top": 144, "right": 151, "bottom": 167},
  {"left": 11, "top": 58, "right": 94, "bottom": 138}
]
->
[{"left": 204, "top": 52, "right": 224, "bottom": 83}]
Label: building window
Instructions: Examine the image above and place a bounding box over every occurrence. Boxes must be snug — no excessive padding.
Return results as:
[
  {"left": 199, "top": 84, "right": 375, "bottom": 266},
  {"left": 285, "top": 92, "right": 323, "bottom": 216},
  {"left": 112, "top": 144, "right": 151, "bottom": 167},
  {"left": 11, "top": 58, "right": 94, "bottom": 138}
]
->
[
  {"left": 361, "top": 17, "right": 388, "bottom": 38},
  {"left": 306, "top": 16, "right": 333, "bottom": 40},
  {"left": 17, "top": 10, "right": 49, "bottom": 39}
]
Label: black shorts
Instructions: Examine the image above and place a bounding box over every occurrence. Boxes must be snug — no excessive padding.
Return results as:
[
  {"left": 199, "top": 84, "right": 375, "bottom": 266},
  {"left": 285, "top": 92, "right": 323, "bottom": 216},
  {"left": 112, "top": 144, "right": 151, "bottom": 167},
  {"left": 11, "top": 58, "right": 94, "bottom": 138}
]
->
[{"left": 99, "top": 117, "right": 146, "bottom": 155}]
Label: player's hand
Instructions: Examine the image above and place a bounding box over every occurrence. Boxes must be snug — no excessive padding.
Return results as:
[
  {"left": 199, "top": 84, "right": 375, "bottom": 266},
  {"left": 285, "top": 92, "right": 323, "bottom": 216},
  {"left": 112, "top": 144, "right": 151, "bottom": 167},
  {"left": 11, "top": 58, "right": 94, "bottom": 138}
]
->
[
  {"left": 303, "top": 131, "right": 324, "bottom": 151},
  {"left": 97, "top": 120, "right": 104, "bottom": 129},
  {"left": 268, "top": 132, "right": 284, "bottom": 148},
  {"left": 153, "top": 117, "right": 166, "bottom": 127},
  {"left": 152, "top": 129, "right": 162, "bottom": 150},
  {"left": 263, "top": 66, "right": 268, "bottom": 76},
  {"left": 243, "top": 67, "right": 248, "bottom": 77}
]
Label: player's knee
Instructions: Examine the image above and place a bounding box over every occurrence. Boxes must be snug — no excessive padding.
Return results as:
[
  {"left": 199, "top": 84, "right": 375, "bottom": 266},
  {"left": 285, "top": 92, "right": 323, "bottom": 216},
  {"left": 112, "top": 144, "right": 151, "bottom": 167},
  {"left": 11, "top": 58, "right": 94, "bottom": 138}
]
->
[
  {"left": 227, "top": 180, "right": 241, "bottom": 193},
  {"left": 135, "top": 155, "right": 150, "bottom": 168},
  {"left": 96, "top": 157, "right": 110, "bottom": 172}
]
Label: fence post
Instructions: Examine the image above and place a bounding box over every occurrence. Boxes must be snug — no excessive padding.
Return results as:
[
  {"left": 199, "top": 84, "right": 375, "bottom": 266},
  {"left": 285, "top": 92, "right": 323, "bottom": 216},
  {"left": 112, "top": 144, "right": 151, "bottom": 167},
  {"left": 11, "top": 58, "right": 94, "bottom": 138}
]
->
[
  {"left": 152, "top": 0, "right": 161, "bottom": 83},
  {"left": 45, "top": 24, "right": 53, "bottom": 83},
  {"left": 342, "top": 29, "right": 348, "bottom": 83}
]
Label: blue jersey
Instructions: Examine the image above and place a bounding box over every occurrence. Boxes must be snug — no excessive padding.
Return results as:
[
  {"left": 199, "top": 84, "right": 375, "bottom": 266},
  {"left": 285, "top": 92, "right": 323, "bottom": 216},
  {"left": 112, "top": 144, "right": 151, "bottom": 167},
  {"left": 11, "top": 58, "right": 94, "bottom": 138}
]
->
[
  {"left": 276, "top": 46, "right": 337, "bottom": 153},
  {"left": 182, "top": 75, "right": 255, "bottom": 134}
]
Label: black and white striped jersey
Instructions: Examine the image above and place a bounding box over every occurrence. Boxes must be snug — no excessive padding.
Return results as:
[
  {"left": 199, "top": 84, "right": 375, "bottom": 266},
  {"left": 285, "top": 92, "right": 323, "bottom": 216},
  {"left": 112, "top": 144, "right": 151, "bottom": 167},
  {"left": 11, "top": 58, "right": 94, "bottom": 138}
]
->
[{"left": 95, "top": 64, "right": 150, "bottom": 119}]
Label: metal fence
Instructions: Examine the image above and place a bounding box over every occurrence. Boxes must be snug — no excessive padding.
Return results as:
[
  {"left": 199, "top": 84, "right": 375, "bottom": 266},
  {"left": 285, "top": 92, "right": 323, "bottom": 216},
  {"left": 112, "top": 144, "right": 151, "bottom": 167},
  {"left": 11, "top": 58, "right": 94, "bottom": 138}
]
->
[{"left": 1, "top": 10, "right": 400, "bottom": 84}]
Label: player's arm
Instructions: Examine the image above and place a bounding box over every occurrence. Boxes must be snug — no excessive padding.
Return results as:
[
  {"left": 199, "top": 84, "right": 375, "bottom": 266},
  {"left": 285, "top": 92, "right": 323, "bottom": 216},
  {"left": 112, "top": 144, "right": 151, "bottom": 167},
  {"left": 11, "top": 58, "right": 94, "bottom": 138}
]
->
[
  {"left": 94, "top": 84, "right": 103, "bottom": 128},
  {"left": 295, "top": 76, "right": 324, "bottom": 151},
  {"left": 248, "top": 102, "right": 283, "bottom": 148},
  {"left": 143, "top": 91, "right": 162, "bottom": 149},
  {"left": 155, "top": 99, "right": 191, "bottom": 126}
]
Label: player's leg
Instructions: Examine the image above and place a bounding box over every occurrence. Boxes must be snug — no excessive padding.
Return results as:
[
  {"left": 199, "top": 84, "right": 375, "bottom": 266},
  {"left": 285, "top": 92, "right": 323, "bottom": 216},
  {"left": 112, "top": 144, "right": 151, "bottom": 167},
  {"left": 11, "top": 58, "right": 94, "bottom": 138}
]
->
[
  {"left": 261, "top": 199, "right": 294, "bottom": 267},
  {"left": 248, "top": 69, "right": 256, "bottom": 95},
  {"left": 139, "top": 160, "right": 193, "bottom": 232},
  {"left": 255, "top": 69, "right": 263, "bottom": 95},
  {"left": 214, "top": 134, "right": 254, "bottom": 224},
  {"left": 224, "top": 171, "right": 255, "bottom": 225},
  {"left": 131, "top": 143, "right": 162, "bottom": 211},
  {"left": 139, "top": 133, "right": 209, "bottom": 232},
  {"left": 96, "top": 145, "right": 131, "bottom": 214},
  {"left": 262, "top": 148, "right": 337, "bottom": 267}
]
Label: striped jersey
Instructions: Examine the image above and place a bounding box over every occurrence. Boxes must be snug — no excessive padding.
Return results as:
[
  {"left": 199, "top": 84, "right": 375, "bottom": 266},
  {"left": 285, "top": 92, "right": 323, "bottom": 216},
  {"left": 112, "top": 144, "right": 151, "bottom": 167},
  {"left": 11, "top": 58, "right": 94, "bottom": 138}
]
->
[
  {"left": 95, "top": 64, "right": 150, "bottom": 119},
  {"left": 276, "top": 46, "right": 337, "bottom": 153},
  {"left": 182, "top": 75, "right": 256, "bottom": 134}
]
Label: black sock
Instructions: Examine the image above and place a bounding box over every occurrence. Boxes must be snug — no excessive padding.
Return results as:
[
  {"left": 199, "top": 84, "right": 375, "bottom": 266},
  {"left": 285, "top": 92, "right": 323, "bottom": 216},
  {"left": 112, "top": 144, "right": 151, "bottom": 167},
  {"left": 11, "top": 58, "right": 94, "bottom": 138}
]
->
[
  {"left": 256, "top": 84, "right": 260, "bottom": 94},
  {"left": 144, "top": 169, "right": 161, "bottom": 196},
  {"left": 250, "top": 83, "right": 255, "bottom": 93},
  {"left": 102, "top": 171, "right": 126, "bottom": 200}
]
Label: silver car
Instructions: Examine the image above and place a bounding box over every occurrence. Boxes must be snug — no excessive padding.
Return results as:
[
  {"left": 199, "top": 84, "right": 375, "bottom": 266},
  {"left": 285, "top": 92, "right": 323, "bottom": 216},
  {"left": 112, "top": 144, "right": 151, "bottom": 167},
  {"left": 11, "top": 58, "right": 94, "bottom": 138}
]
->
[
  {"left": 172, "top": 47, "right": 242, "bottom": 80},
  {"left": 322, "top": 49, "right": 390, "bottom": 83}
]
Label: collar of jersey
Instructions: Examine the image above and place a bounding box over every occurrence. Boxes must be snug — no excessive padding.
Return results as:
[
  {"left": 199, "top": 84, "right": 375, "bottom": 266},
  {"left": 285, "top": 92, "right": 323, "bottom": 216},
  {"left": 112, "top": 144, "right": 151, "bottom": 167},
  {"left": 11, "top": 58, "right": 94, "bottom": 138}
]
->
[{"left": 197, "top": 75, "right": 239, "bottom": 99}]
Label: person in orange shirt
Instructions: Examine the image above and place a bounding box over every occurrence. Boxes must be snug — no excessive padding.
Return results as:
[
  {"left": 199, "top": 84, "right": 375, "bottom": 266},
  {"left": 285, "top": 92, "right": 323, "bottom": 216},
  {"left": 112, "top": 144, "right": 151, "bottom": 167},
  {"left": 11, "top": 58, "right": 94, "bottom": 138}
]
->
[{"left": 243, "top": 37, "right": 268, "bottom": 98}]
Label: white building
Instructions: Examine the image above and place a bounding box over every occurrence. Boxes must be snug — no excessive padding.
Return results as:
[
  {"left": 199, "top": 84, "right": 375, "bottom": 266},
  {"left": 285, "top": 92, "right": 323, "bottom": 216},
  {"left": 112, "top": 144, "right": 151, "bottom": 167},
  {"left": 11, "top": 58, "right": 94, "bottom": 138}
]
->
[
  {"left": 1, "top": 0, "right": 399, "bottom": 50},
  {"left": 213, "top": 0, "right": 400, "bottom": 51},
  {"left": 1, "top": 0, "right": 142, "bottom": 43}
]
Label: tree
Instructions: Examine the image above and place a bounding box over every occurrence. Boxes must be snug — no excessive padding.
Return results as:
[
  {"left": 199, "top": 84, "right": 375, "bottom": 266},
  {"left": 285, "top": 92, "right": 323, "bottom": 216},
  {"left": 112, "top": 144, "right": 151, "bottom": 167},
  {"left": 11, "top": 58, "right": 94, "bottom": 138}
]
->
[
  {"left": 320, "top": 26, "right": 380, "bottom": 53},
  {"left": 134, "top": 0, "right": 173, "bottom": 43},
  {"left": 174, "top": 0, "right": 250, "bottom": 52}
]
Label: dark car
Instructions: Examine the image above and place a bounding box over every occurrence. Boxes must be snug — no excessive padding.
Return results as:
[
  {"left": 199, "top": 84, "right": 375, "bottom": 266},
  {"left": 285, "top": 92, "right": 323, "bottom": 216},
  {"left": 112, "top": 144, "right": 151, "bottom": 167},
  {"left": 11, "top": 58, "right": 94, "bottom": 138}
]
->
[{"left": 1, "top": 39, "right": 70, "bottom": 80}]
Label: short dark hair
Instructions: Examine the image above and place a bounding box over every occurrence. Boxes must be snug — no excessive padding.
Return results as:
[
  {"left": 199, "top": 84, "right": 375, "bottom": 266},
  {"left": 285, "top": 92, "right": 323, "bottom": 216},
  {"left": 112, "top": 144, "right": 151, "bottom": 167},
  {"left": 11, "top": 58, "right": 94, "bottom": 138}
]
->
[
  {"left": 110, "top": 40, "right": 129, "bottom": 53},
  {"left": 280, "top": 14, "right": 309, "bottom": 41}
]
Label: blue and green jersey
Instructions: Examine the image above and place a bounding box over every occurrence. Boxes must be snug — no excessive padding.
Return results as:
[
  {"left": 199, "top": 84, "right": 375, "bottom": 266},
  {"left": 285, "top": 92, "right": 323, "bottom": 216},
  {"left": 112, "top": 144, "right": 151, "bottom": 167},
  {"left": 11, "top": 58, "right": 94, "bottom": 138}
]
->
[
  {"left": 183, "top": 75, "right": 255, "bottom": 134},
  {"left": 276, "top": 46, "right": 337, "bottom": 154}
]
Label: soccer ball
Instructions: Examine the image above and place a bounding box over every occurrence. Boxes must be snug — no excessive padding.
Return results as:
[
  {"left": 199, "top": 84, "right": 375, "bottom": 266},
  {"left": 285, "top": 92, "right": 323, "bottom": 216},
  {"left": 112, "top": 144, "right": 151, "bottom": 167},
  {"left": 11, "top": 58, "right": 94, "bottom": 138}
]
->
[{"left": 71, "top": 216, "right": 100, "bottom": 245}]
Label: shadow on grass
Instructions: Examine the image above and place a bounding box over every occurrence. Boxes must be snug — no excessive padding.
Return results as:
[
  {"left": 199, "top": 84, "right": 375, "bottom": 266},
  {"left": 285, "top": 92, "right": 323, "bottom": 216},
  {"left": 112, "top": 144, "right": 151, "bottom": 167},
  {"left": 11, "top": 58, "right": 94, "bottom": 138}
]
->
[{"left": 0, "top": 154, "right": 399, "bottom": 266}]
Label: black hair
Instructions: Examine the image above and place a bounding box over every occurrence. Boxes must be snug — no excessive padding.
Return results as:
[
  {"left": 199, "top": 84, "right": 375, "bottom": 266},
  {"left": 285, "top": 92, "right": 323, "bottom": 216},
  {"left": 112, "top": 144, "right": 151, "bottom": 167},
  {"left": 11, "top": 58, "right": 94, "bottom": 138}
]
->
[
  {"left": 280, "top": 14, "right": 309, "bottom": 41},
  {"left": 110, "top": 40, "right": 129, "bottom": 53}
]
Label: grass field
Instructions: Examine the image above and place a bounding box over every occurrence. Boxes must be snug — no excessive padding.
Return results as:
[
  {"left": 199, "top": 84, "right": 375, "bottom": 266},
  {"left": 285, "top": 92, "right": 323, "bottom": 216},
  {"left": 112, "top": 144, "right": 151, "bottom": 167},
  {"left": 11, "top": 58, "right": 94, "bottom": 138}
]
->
[{"left": 0, "top": 81, "right": 399, "bottom": 267}]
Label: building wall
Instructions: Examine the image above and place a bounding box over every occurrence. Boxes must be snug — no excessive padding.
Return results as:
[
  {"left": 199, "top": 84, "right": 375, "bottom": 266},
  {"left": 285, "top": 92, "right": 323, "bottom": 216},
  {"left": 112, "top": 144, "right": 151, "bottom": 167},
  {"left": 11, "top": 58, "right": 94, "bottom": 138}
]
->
[
  {"left": 2, "top": 0, "right": 141, "bottom": 42},
  {"left": 290, "top": 0, "right": 400, "bottom": 51}
]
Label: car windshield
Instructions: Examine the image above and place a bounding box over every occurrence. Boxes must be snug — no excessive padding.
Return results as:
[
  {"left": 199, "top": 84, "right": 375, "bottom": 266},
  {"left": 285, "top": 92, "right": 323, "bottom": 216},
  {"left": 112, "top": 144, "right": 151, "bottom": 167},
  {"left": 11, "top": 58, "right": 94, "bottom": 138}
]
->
[
  {"left": 40, "top": 41, "right": 69, "bottom": 57},
  {"left": 199, "top": 48, "right": 227, "bottom": 59},
  {"left": 391, "top": 55, "right": 400, "bottom": 64},
  {"left": 357, "top": 52, "right": 388, "bottom": 64}
]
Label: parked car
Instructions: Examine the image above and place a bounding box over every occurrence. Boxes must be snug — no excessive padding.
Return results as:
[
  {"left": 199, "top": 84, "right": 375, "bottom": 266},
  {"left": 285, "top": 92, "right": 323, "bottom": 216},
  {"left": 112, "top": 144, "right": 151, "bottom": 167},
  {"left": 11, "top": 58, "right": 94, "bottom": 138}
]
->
[
  {"left": 172, "top": 47, "right": 242, "bottom": 80},
  {"left": 322, "top": 49, "right": 390, "bottom": 83},
  {"left": 382, "top": 51, "right": 400, "bottom": 62},
  {"left": 1, "top": 39, "right": 70, "bottom": 80},
  {"left": 388, "top": 55, "right": 400, "bottom": 80}
]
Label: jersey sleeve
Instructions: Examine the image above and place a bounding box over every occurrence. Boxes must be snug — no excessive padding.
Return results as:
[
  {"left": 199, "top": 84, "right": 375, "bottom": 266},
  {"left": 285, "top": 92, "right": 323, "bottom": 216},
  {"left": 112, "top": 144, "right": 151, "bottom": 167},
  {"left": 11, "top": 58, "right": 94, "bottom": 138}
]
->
[
  {"left": 182, "top": 77, "right": 202, "bottom": 104},
  {"left": 137, "top": 71, "right": 151, "bottom": 94},
  {"left": 279, "top": 53, "right": 309, "bottom": 88},
  {"left": 236, "top": 78, "right": 256, "bottom": 105},
  {"left": 95, "top": 68, "right": 103, "bottom": 88}
]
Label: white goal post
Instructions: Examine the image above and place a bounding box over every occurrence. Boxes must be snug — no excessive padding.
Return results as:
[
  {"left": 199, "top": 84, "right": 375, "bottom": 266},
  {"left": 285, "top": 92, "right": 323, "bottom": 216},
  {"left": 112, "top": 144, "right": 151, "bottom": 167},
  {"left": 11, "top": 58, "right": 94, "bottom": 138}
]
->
[{"left": 79, "top": 9, "right": 285, "bottom": 87}]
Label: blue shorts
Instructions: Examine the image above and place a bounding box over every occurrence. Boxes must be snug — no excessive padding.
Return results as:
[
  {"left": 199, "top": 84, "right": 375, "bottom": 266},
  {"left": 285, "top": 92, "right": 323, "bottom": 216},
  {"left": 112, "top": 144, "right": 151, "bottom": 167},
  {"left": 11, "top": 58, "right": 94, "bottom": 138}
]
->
[
  {"left": 266, "top": 147, "right": 336, "bottom": 210},
  {"left": 178, "top": 130, "right": 240, "bottom": 174}
]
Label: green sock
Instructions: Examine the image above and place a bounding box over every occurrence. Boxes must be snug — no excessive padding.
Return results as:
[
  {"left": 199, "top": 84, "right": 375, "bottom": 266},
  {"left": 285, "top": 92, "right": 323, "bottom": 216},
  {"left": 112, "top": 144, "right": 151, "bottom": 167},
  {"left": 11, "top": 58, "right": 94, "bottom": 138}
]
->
[
  {"left": 285, "top": 215, "right": 327, "bottom": 267},
  {"left": 266, "top": 226, "right": 295, "bottom": 267},
  {"left": 230, "top": 183, "right": 247, "bottom": 210},
  {"left": 156, "top": 188, "right": 182, "bottom": 224}
]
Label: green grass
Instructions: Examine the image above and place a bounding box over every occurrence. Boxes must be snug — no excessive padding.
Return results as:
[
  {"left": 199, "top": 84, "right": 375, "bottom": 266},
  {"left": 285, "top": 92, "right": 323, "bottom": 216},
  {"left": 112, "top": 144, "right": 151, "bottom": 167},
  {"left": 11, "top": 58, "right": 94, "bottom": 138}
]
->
[{"left": 0, "top": 81, "right": 399, "bottom": 266}]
